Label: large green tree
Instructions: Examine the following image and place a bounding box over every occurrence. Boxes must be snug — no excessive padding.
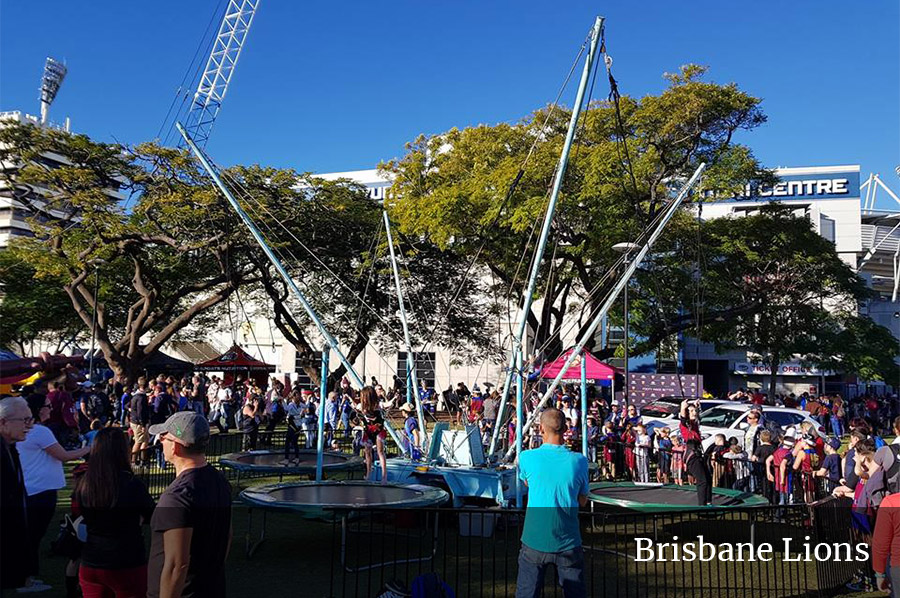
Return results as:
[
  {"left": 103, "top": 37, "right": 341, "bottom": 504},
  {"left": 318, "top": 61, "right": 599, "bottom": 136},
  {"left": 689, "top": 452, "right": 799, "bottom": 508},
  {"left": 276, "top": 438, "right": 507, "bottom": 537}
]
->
[
  {"left": 0, "top": 123, "right": 265, "bottom": 384},
  {"left": 0, "top": 122, "right": 492, "bottom": 386},
  {"left": 0, "top": 249, "right": 85, "bottom": 355},
  {"left": 631, "top": 205, "right": 889, "bottom": 397},
  {"left": 383, "top": 64, "right": 773, "bottom": 360}
]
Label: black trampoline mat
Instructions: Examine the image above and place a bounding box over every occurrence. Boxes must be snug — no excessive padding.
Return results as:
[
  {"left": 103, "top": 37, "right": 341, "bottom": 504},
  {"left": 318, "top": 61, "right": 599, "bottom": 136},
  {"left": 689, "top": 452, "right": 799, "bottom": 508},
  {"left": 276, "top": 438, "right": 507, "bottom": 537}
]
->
[
  {"left": 233, "top": 453, "right": 348, "bottom": 466},
  {"left": 592, "top": 485, "right": 738, "bottom": 506},
  {"left": 266, "top": 484, "right": 423, "bottom": 505}
]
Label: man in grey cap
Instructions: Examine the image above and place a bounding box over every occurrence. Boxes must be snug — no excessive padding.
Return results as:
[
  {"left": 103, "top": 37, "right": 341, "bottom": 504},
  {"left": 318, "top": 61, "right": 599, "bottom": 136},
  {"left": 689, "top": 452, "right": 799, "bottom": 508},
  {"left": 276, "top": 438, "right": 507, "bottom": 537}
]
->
[{"left": 147, "top": 412, "right": 232, "bottom": 598}]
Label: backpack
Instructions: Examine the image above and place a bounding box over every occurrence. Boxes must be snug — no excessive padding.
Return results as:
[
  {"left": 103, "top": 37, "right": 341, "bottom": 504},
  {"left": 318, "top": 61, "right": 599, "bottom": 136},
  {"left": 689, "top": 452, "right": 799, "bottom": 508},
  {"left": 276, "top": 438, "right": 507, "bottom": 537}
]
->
[
  {"left": 882, "top": 444, "right": 900, "bottom": 495},
  {"left": 411, "top": 573, "right": 455, "bottom": 598}
]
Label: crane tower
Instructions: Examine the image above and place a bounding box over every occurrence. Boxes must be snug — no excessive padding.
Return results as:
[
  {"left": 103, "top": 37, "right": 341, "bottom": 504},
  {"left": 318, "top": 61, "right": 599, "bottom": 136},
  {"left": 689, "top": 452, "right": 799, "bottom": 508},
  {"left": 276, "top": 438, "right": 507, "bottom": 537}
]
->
[{"left": 182, "top": 0, "right": 259, "bottom": 147}]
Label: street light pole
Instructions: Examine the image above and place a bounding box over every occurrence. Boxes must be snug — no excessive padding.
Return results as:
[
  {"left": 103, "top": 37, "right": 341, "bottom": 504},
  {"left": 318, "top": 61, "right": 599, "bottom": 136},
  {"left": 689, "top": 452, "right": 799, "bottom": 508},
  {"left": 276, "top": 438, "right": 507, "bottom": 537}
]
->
[
  {"left": 623, "top": 271, "right": 629, "bottom": 405},
  {"left": 87, "top": 260, "right": 106, "bottom": 382}
]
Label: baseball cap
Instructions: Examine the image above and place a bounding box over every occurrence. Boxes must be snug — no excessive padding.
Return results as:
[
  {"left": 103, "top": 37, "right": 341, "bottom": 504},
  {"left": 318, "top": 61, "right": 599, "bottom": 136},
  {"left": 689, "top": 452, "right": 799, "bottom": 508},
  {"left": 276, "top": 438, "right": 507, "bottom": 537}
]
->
[
  {"left": 400, "top": 402, "right": 415, "bottom": 412},
  {"left": 149, "top": 412, "right": 209, "bottom": 447},
  {"left": 825, "top": 437, "right": 841, "bottom": 450}
]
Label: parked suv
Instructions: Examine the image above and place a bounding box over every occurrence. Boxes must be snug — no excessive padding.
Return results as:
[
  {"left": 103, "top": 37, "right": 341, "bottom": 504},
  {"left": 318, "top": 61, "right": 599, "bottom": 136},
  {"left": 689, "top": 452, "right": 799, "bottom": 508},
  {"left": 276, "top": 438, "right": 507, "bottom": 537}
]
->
[{"left": 691, "top": 404, "right": 823, "bottom": 450}]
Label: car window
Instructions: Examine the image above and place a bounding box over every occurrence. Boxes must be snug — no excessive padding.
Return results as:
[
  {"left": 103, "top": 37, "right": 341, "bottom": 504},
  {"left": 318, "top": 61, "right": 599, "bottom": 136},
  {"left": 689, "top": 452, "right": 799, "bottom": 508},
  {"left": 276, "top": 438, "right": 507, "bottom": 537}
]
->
[
  {"left": 699, "top": 408, "right": 745, "bottom": 428},
  {"left": 764, "top": 412, "right": 805, "bottom": 427},
  {"left": 640, "top": 402, "right": 679, "bottom": 418}
]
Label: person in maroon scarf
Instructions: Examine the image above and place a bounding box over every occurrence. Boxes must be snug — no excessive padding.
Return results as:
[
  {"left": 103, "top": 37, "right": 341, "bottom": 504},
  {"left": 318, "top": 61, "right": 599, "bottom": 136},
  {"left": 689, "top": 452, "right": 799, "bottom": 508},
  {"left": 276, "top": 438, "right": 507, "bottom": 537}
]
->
[{"left": 680, "top": 398, "right": 712, "bottom": 505}]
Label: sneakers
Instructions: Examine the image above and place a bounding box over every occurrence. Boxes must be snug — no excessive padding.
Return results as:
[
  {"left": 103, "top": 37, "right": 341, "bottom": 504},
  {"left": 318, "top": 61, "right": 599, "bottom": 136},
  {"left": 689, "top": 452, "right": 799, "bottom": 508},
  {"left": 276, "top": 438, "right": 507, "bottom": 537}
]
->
[
  {"left": 16, "top": 581, "right": 52, "bottom": 593},
  {"left": 845, "top": 574, "right": 874, "bottom": 593}
]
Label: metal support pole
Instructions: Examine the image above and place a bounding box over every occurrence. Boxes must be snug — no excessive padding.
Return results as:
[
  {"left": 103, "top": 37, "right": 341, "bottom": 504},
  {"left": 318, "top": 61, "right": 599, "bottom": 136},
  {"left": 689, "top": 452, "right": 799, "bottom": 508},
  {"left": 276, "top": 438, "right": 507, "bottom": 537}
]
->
[
  {"left": 515, "top": 348, "right": 524, "bottom": 507},
  {"left": 406, "top": 362, "right": 414, "bottom": 406},
  {"left": 383, "top": 210, "right": 427, "bottom": 447},
  {"left": 490, "top": 15, "right": 605, "bottom": 457},
  {"left": 177, "top": 122, "right": 404, "bottom": 449},
  {"left": 505, "top": 163, "right": 706, "bottom": 460},
  {"left": 581, "top": 350, "right": 588, "bottom": 458},
  {"left": 88, "top": 268, "right": 100, "bottom": 382},
  {"left": 316, "top": 345, "right": 329, "bottom": 481}
]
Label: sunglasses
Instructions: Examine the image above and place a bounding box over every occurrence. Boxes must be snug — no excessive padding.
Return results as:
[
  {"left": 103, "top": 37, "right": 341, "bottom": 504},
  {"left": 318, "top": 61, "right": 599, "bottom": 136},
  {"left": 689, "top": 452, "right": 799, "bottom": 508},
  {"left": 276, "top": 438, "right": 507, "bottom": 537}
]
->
[{"left": 7, "top": 416, "right": 34, "bottom": 424}]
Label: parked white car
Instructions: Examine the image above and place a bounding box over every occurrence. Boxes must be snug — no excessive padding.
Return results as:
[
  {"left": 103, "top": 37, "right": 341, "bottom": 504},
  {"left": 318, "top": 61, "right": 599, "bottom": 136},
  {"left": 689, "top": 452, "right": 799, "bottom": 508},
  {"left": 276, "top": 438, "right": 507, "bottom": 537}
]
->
[
  {"left": 692, "top": 404, "right": 824, "bottom": 451},
  {"left": 639, "top": 397, "right": 734, "bottom": 431}
]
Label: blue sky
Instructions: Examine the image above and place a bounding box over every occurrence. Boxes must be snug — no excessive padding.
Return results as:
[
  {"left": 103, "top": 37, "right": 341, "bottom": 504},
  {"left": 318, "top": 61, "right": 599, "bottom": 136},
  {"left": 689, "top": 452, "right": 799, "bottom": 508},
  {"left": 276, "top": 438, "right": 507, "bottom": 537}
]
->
[{"left": 1, "top": 1, "right": 898, "bottom": 206}]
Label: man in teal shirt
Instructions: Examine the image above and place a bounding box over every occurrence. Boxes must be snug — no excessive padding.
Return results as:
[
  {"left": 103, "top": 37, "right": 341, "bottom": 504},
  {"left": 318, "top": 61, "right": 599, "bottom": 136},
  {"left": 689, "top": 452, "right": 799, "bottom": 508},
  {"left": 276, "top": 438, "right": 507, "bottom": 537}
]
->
[{"left": 516, "top": 407, "right": 589, "bottom": 598}]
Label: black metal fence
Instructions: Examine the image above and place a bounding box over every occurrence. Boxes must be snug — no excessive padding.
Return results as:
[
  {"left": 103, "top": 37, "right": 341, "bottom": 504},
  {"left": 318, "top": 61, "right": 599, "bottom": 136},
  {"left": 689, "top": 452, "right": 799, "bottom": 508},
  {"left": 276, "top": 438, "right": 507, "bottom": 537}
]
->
[
  {"left": 312, "top": 497, "right": 856, "bottom": 598},
  {"left": 134, "top": 428, "right": 402, "bottom": 498}
]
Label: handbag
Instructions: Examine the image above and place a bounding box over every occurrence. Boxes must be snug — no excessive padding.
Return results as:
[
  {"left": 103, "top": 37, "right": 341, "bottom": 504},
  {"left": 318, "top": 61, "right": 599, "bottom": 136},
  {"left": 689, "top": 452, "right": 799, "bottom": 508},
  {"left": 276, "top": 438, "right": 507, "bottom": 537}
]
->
[{"left": 50, "top": 514, "right": 84, "bottom": 559}]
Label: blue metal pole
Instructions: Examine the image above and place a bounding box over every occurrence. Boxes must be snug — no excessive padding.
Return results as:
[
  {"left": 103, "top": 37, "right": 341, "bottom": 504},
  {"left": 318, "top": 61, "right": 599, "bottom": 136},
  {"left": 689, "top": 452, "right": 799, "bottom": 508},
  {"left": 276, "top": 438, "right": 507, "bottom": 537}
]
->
[
  {"left": 177, "top": 122, "right": 405, "bottom": 449},
  {"left": 581, "top": 350, "right": 588, "bottom": 458},
  {"left": 515, "top": 347, "right": 524, "bottom": 508},
  {"left": 383, "top": 211, "right": 427, "bottom": 450},
  {"left": 489, "top": 15, "right": 606, "bottom": 457},
  {"left": 316, "top": 345, "right": 329, "bottom": 481},
  {"left": 505, "top": 163, "right": 707, "bottom": 460}
]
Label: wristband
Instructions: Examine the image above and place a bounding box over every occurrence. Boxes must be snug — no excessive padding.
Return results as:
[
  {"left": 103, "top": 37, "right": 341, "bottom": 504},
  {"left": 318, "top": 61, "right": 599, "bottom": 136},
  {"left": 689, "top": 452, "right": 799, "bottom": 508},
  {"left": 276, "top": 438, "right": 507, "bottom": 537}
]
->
[{"left": 875, "top": 572, "right": 887, "bottom": 579}]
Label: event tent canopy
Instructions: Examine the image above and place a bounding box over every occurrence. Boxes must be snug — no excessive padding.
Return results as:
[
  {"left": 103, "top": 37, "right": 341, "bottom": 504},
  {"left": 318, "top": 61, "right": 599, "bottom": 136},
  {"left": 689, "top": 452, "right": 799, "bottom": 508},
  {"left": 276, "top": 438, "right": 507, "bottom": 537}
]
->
[
  {"left": 539, "top": 348, "right": 620, "bottom": 385},
  {"left": 195, "top": 344, "right": 276, "bottom": 373}
]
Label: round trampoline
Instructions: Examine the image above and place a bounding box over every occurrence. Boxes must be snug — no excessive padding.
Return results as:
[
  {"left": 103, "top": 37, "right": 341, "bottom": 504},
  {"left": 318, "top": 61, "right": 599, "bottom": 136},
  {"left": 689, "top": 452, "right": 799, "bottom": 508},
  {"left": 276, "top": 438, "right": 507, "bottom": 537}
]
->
[
  {"left": 240, "top": 480, "right": 449, "bottom": 518},
  {"left": 588, "top": 482, "right": 770, "bottom": 513},
  {"left": 219, "top": 449, "right": 363, "bottom": 476}
]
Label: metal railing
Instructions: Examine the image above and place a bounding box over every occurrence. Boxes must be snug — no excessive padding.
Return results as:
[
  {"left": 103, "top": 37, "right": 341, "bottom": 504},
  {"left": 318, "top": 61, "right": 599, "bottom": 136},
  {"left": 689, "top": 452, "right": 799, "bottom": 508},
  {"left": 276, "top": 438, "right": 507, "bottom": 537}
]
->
[{"left": 314, "top": 498, "right": 855, "bottom": 598}]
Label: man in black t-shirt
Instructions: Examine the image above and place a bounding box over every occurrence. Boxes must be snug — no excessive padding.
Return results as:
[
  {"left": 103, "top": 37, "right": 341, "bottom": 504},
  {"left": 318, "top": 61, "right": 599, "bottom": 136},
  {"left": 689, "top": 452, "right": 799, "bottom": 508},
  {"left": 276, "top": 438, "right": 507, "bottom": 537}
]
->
[
  {"left": 147, "top": 412, "right": 232, "bottom": 598},
  {"left": 130, "top": 381, "right": 151, "bottom": 467},
  {"left": 752, "top": 430, "right": 777, "bottom": 503}
]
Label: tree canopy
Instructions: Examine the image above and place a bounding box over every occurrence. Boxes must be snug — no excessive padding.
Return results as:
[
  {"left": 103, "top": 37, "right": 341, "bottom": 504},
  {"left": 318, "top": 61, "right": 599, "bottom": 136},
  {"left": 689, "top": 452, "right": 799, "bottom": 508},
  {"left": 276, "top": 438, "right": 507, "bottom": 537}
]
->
[
  {"left": 382, "top": 65, "right": 896, "bottom": 385},
  {"left": 382, "top": 65, "right": 774, "bottom": 359},
  {"left": 0, "top": 122, "right": 492, "bottom": 385}
]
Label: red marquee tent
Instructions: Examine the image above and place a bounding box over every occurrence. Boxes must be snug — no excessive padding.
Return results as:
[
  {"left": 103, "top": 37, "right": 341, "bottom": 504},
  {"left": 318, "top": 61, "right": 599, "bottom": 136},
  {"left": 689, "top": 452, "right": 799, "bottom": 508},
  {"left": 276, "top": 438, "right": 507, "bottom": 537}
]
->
[
  {"left": 539, "top": 348, "right": 619, "bottom": 385},
  {"left": 195, "top": 344, "right": 276, "bottom": 386}
]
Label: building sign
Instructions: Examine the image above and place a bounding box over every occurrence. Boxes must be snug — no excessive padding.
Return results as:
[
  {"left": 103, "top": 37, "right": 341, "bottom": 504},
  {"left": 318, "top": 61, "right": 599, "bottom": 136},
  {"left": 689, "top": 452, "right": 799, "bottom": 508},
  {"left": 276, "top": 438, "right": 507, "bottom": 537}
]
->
[
  {"left": 729, "top": 171, "right": 860, "bottom": 201},
  {"left": 733, "top": 362, "right": 825, "bottom": 376},
  {"left": 628, "top": 373, "right": 703, "bottom": 407}
]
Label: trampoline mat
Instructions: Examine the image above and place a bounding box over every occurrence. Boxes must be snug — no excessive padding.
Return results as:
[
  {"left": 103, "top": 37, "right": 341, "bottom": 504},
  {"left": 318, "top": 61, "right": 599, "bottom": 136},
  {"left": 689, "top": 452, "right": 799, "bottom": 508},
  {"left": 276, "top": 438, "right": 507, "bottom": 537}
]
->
[
  {"left": 592, "top": 485, "right": 737, "bottom": 506},
  {"left": 268, "top": 484, "right": 425, "bottom": 505},
  {"left": 231, "top": 453, "right": 349, "bottom": 467},
  {"left": 240, "top": 481, "right": 449, "bottom": 514}
]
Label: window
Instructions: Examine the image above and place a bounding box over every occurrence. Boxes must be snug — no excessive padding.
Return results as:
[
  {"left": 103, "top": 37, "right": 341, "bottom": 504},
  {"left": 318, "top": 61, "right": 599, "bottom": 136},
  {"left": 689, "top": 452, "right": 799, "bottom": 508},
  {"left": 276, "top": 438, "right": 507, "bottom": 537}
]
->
[
  {"left": 820, "top": 215, "right": 836, "bottom": 243},
  {"left": 396, "top": 351, "right": 436, "bottom": 390},
  {"left": 764, "top": 412, "right": 806, "bottom": 428},
  {"left": 699, "top": 408, "right": 745, "bottom": 428}
]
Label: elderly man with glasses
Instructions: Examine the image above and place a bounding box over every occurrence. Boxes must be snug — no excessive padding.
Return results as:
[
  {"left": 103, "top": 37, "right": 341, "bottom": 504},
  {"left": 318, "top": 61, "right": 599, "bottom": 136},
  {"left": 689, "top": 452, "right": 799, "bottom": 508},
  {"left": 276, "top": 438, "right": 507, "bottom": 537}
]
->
[{"left": 0, "top": 396, "right": 36, "bottom": 591}]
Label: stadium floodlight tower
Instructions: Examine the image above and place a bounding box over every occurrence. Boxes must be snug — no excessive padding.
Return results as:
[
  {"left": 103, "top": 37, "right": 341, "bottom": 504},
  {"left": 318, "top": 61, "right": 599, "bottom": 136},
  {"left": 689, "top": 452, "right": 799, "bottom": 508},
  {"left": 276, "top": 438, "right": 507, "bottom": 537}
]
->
[
  {"left": 39, "top": 57, "right": 67, "bottom": 125},
  {"left": 182, "top": 0, "right": 259, "bottom": 147}
]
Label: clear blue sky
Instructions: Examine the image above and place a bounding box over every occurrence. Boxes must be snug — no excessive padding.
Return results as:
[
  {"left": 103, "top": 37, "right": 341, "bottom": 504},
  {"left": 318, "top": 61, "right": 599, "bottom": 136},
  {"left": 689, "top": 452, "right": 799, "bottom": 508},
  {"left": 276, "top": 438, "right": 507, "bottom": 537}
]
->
[{"left": 2, "top": 1, "right": 898, "bottom": 205}]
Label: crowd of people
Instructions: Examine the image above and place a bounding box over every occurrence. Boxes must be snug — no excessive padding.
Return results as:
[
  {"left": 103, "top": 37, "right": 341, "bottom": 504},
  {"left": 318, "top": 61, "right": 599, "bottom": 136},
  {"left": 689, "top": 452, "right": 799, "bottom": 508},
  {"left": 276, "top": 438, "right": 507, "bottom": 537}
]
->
[
  {"left": 4, "top": 364, "right": 900, "bottom": 595},
  {"left": 1, "top": 379, "right": 233, "bottom": 596}
]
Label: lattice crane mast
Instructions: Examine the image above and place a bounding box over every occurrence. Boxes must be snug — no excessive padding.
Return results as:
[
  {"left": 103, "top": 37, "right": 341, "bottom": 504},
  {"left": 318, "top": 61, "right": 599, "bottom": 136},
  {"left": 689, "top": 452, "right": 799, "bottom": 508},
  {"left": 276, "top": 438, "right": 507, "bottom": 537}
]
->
[{"left": 181, "top": 0, "right": 259, "bottom": 147}]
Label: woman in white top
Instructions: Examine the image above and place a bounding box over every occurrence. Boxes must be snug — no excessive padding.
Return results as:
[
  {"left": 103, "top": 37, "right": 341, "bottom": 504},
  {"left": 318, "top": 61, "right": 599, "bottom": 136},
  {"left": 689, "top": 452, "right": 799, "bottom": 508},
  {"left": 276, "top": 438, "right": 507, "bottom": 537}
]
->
[{"left": 19, "top": 394, "right": 90, "bottom": 588}]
